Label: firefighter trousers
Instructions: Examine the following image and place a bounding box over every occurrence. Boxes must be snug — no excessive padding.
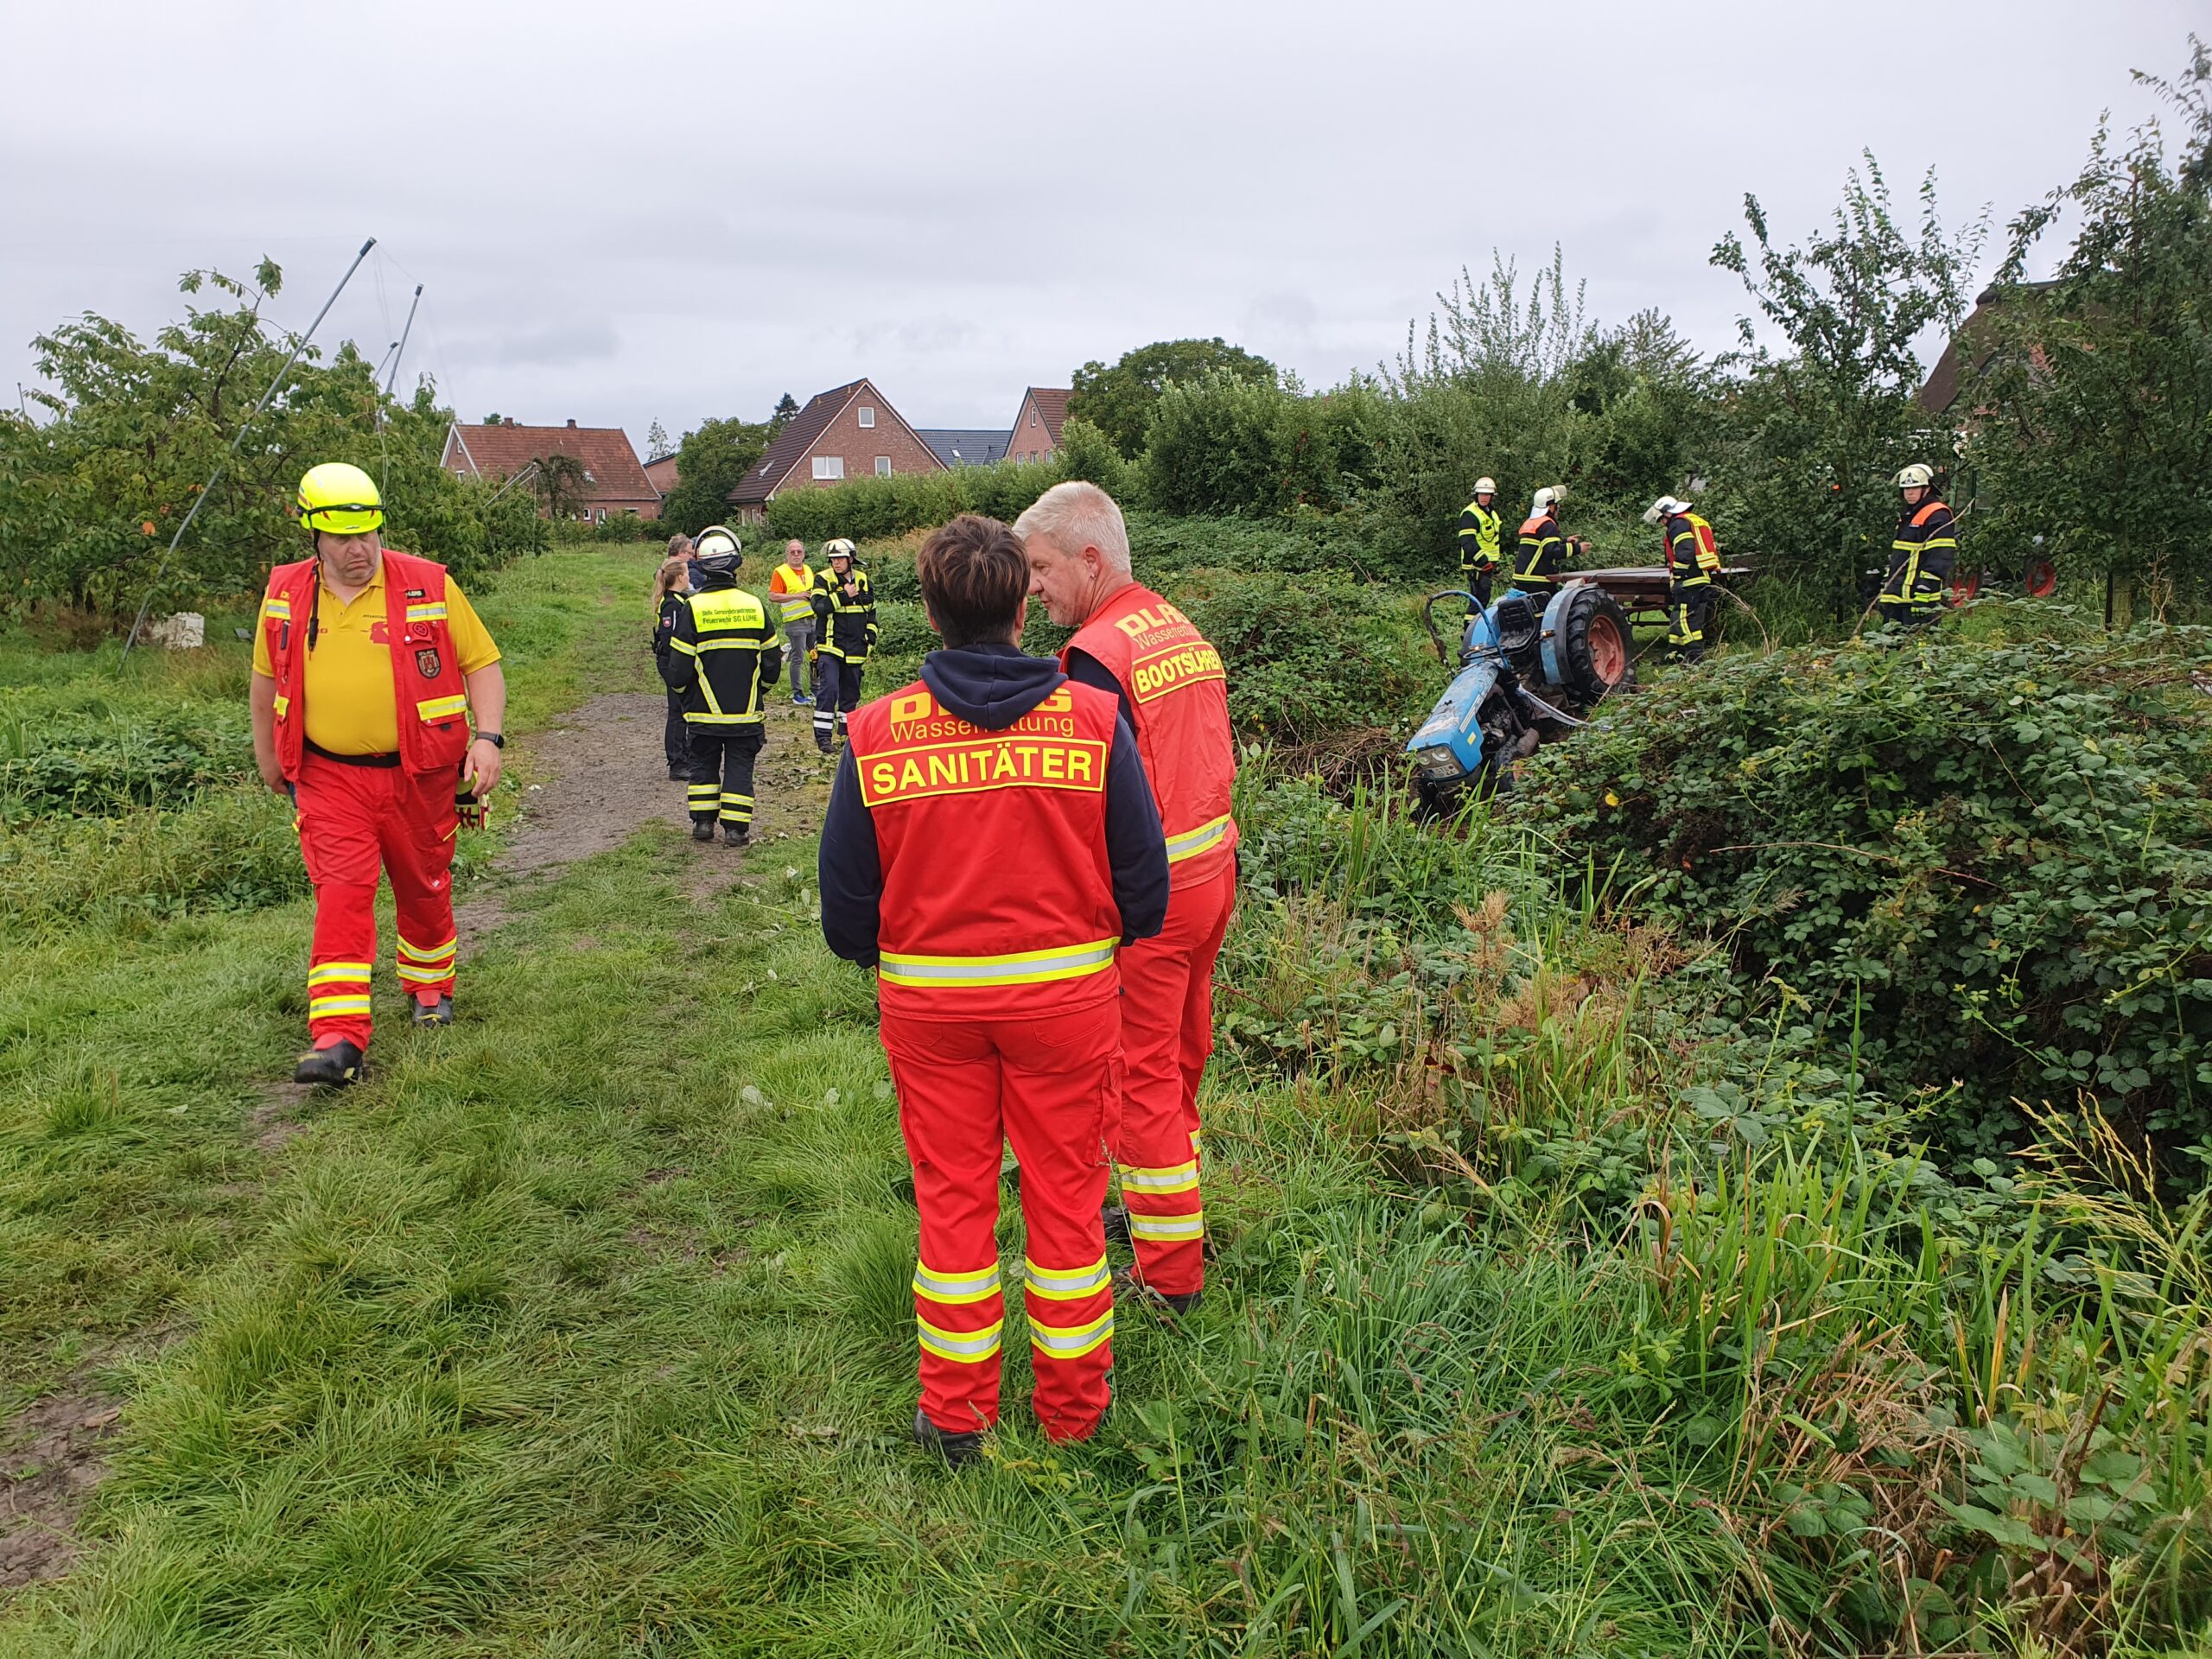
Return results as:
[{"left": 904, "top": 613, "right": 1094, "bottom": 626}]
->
[
  {"left": 882, "top": 998, "right": 1120, "bottom": 1442},
  {"left": 662, "top": 685, "right": 690, "bottom": 771},
  {"left": 814, "top": 655, "right": 864, "bottom": 747},
  {"left": 1463, "top": 566, "right": 1495, "bottom": 613},
  {"left": 1878, "top": 547, "right": 1952, "bottom": 627},
  {"left": 293, "top": 751, "right": 459, "bottom": 1052},
  {"left": 685, "top": 726, "right": 762, "bottom": 828},
  {"left": 1668, "top": 578, "right": 1713, "bottom": 660},
  {"left": 1114, "top": 868, "right": 1234, "bottom": 1297}
]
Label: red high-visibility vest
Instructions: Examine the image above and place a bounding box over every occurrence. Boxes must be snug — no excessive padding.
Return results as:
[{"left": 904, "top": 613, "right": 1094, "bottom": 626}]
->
[
  {"left": 1062, "top": 582, "right": 1238, "bottom": 890},
  {"left": 848, "top": 677, "right": 1126, "bottom": 1019},
  {"left": 259, "top": 548, "right": 472, "bottom": 782}
]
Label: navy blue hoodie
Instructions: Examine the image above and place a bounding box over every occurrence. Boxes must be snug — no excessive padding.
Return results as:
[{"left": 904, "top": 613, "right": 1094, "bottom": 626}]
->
[{"left": 819, "top": 641, "right": 1170, "bottom": 969}]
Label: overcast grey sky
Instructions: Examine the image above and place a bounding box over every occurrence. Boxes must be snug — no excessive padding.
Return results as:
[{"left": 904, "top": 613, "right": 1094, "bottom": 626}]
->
[{"left": 3, "top": 1, "right": 2198, "bottom": 451}]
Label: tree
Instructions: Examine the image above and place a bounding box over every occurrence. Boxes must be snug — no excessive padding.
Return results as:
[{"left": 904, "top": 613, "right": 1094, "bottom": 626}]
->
[
  {"left": 1705, "top": 156, "right": 1985, "bottom": 612},
  {"left": 530, "top": 453, "right": 593, "bottom": 521},
  {"left": 1070, "top": 338, "right": 1277, "bottom": 458},
  {"left": 769, "top": 393, "right": 799, "bottom": 435},
  {"left": 1967, "top": 38, "right": 2212, "bottom": 607},
  {"left": 658, "top": 415, "right": 772, "bottom": 536},
  {"left": 645, "top": 420, "right": 671, "bottom": 462}
]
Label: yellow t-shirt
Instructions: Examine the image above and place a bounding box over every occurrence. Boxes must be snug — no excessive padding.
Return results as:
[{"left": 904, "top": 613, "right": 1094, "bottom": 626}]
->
[{"left": 252, "top": 561, "right": 500, "bottom": 755}]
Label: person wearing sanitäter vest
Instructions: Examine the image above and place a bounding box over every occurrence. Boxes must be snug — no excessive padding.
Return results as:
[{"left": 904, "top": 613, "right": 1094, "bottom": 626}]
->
[
  {"left": 1020, "top": 481, "right": 1239, "bottom": 1317},
  {"left": 817, "top": 512, "right": 1169, "bottom": 1465},
  {"left": 250, "top": 462, "right": 506, "bottom": 1088}
]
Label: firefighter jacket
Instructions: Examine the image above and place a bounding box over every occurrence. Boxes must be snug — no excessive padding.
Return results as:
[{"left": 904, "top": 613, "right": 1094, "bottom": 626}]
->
[
  {"left": 652, "top": 590, "right": 685, "bottom": 664},
  {"left": 1885, "top": 499, "right": 1958, "bottom": 594},
  {"left": 1662, "top": 512, "right": 1722, "bottom": 585},
  {"left": 661, "top": 574, "right": 782, "bottom": 728},
  {"left": 769, "top": 561, "right": 816, "bottom": 626},
  {"left": 1513, "top": 511, "right": 1567, "bottom": 590},
  {"left": 259, "top": 548, "right": 473, "bottom": 782},
  {"left": 1061, "top": 582, "right": 1239, "bottom": 892},
  {"left": 1457, "top": 499, "right": 1503, "bottom": 576},
  {"left": 812, "top": 567, "right": 880, "bottom": 662},
  {"left": 817, "top": 642, "right": 1168, "bottom": 1020}
]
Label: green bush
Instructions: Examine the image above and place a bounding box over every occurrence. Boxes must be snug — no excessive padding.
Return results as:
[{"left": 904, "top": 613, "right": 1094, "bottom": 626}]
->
[
  {"left": 1179, "top": 569, "right": 1433, "bottom": 741},
  {"left": 0, "top": 702, "right": 252, "bottom": 823},
  {"left": 765, "top": 458, "right": 1065, "bottom": 544},
  {"left": 1140, "top": 369, "right": 1294, "bottom": 517},
  {"left": 1510, "top": 618, "right": 2212, "bottom": 1173}
]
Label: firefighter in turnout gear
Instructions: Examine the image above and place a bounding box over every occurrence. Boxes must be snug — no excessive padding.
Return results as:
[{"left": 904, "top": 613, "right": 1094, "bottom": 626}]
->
[
  {"left": 1021, "top": 481, "right": 1237, "bottom": 1315},
  {"left": 662, "top": 526, "right": 781, "bottom": 845},
  {"left": 818, "top": 514, "right": 1169, "bottom": 1464},
  {"left": 811, "top": 538, "right": 878, "bottom": 753},
  {"left": 1878, "top": 464, "right": 1958, "bottom": 627},
  {"left": 1457, "top": 477, "right": 1503, "bottom": 608},
  {"left": 251, "top": 462, "right": 507, "bottom": 1087},
  {"left": 769, "top": 539, "right": 817, "bottom": 704},
  {"left": 1510, "top": 486, "right": 1587, "bottom": 597},
  {"left": 1646, "top": 495, "right": 1722, "bottom": 661}
]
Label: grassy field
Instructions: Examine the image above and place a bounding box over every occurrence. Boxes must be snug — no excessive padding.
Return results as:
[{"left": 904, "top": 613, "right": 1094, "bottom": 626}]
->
[{"left": 3, "top": 545, "right": 2208, "bottom": 1656}]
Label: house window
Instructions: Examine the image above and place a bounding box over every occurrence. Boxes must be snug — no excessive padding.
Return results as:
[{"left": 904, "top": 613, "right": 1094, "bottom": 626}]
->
[
  {"left": 857, "top": 406, "right": 875, "bottom": 429},
  {"left": 812, "top": 455, "right": 844, "bottom": 480},
  {"left": 1030, "top": 409, "right": 1039, "bottom": 426},
  {"left": 875, "top": 456, "right": 892, "bottom": 477}
]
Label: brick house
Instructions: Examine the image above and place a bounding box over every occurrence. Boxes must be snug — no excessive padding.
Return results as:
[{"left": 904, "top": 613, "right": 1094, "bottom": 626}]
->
[
  {"left": 726, "top": 378, "right": 945, "bottom": 522},
  {"left": 644, "top": 453, "right": 681, "bottom": 496},
  {"left": 1005, "top": 387, "right": 1070, "bottom": 463},
  {"left": 441, "top": 418, "right": 661, "bottom": 521}
]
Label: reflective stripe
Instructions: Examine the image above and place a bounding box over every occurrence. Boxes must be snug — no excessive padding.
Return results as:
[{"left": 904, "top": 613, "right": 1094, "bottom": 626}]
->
[
  {"left": 1118, "top": 1160, "right": 1199, "bottom": 1195},
  {"left": 404, "top": 602, "right": 449, "bottom": 623},
  {"left": 696, "top": 637, "right": 768, "bottom": 652},
  {"left": 263, "top": 597, "right": 292, "bottom": 620},
  {"left": 273, "top": 694, "right": 292, "bottom": 718},
  {"left": 776, "top": 595, "right": 812, "bottom": 623},
  {"left": 670, "top": 638, "right": 699, "bottom": 657},
  {"left": 1166, "top": 813, "right": 1234, "bottom": 864},
  {"left": 719, "top": 793, "right": 755, "bottom": 806},
  {"left": 306, "top": 961, "right": 372, "bottom": 987},
  {"left": 416, "top": 695, "right": 468, "bottom": 722},
  {"left": 397, "top": 934, "right": 456, "bottom": 963},
  {"left": 308, "top": 994, "right": 373, "bottom": 1019},
  {"left": 685, "top": 710, "right": 766, "bottom": 726},
  {"left": 917, "top": 1316, "right": 1003, "bottom": 1362},
  {"left": 1030, "top": 1308, "right": 1113, "bottom": 1359},
  {"left": 1022, "top": 1255, "right": 1109, "bottom": 1301},
  {"left": 396, "top": 963, "right": 451, "bottom": 984},
  {"left": 913, "top": 1262, "right": 1001, "bottom": 1305},
  {"left": 879, "top": 938, "right": 1116, "bottom": 990},
  {"left": 1130, "top": 1211, "right": 1205, "bottom": 1242}
]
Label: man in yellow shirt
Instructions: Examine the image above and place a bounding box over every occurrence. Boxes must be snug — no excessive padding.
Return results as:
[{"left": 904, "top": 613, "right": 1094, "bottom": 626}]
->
[{"left": 250, "top": 462, "right": 506, "bottom": 1085}]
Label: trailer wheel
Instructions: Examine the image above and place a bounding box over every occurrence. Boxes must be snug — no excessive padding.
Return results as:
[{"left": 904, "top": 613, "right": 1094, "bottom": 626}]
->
[
  {"left": 2024, "top": 557, "right": 2057, "bottom": 598},
  {"left": 1556, "top": 587, "right": 1637, "bottom": 704}
]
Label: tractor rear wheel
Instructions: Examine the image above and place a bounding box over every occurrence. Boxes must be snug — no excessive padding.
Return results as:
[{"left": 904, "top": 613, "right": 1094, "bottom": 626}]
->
[{"left": 1556, "top": 587, "right": 1637, "bottom": 705}]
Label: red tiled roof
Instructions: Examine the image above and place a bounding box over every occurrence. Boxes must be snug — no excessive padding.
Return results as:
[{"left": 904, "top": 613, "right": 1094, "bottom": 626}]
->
[
  {"left": 1026, "top": 387, "right": 1071, "bottom": 444},
  {"left": 445, "top": 420, "right": 658, "bottom": 501},
  {"left": 728, "top": 378, "right": 944, "bottom": 504}
]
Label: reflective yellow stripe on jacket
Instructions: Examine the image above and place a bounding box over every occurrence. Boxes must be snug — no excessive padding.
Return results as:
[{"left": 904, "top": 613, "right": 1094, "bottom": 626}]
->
[
  {"left": 1166, "top": 813, "right": 1234, "bottom": 864},
  {"left": 878, "top": 938, "right": 1117, "bottom": 989}
]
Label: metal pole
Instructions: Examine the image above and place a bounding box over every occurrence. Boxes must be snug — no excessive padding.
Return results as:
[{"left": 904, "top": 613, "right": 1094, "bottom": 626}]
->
[
  {"left": 121, "top": 237, "right": 377, "bottom": 664},
  {"left": 384, "top": 284, "right": 423, "bottom": 397}
]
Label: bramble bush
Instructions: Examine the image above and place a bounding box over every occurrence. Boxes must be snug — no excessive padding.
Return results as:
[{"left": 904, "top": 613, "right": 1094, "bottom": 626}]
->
[
  {"left": 1510, "top": 616, "right": 2212, "bottom": 1173},
  {"left": 763, "top": 458, "right": 1065, "bottom": 544},
  {"left": 1178, "top": 569, "right": 1432, "bottom": 741}
]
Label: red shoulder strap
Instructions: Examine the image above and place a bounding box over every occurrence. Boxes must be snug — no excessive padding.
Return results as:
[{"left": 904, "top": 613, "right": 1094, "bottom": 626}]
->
[{"left": 1912, "top": 500, "right": 1948, "bottom": 526}]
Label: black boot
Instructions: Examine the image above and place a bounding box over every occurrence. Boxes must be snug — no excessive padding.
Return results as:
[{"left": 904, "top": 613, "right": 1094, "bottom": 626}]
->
[
  {"left": 1102, "top": 1204, "right": 1131, "bottom": 1247},
  {"left": 721, "top": 823, "right": 749, "bottom": 847},
  {"left": 1114, "top": 1266, "right": 1200, "bottom": 1318},
  {"left": 690, "top": 820, "right": 715, "bottom": 842},
  {"left": 913, "top": 1407, "right": 985, "bottom": 1468},
  {"left": 293, "top": 1039, "right": 365, "bottom": 1087},
  {"left": 410, "top": 995, "right": 453, "bottom": 1028}
]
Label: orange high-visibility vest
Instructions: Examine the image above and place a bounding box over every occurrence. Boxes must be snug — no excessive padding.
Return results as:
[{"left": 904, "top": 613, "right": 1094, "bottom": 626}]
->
[
  {"left": 1063, "top": 582, "right": 1239, "bottom": 889},
  {"left": 259, "top": 549, "right": 471, "bottom": 781}
]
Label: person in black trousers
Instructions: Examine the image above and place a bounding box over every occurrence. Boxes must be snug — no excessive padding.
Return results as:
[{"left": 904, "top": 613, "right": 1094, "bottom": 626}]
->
[{"left": 652, "top": 551, "right": 694, "bottom": 779}]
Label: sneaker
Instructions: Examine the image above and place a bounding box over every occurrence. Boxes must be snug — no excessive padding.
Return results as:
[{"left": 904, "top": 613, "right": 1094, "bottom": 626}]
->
[
  {"left": 721, "top": 823, "right": 750, "bottom": 847},
  {"left": 410, "top": 995, "right": 454, "bottom": 1029},
  {"left": 293, "top": 1039, "right": 365, "bottom": 1087},
  {"left": 1102, "top": 1204, "right": 1131, "bottom": 1247},
  {"left": 792, "top": 693, "right": 813, "bottom": 705},
  {"left": 690, "top": 821, "right": 715, "bottom": 842},
  {"left": 1113, "top": 1266, "right": 1200, "bottom": 1318},
  {"left": 913, "top": 1406, "right": 986, "bottom": 1468}
]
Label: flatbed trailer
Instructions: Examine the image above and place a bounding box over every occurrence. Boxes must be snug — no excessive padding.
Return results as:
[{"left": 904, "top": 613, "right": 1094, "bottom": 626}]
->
[{"left": 1573, "top": 564, "right": 1756, "bottom": 623}]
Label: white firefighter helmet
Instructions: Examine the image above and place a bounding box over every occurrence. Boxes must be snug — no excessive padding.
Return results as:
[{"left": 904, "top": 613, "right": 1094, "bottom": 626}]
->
[
  {"left": 825, "top": 537, "right": 856, "bottom": 563},
  {"left": 1531, "top": 486, "right": 1564, "bottom": 514},
  {"left": 1643, "top": 495, "right": 1687, "bottom": 526},
  {"left": 1473, "top": 476, "right": 1497, "bottom": 496},
  {"left": 1894, "top": 462, "right": 1936, "bottom": 490},
  {"left": 692, "top": 525, "right": 743, "bottom": 574}
]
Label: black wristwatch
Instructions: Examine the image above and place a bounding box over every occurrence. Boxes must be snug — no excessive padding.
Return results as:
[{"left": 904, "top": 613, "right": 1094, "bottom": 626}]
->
[{"left": 474, "top": 732, "right": 505, "bottom": 749}]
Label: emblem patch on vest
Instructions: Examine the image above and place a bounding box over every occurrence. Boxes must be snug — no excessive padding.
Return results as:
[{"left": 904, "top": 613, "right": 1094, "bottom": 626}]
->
[
  {"left": 405, "top": 588, "right": 427, "bottom": 598},
  {"left": 415, "top": 647, "right": 442, "bottom": 680}
]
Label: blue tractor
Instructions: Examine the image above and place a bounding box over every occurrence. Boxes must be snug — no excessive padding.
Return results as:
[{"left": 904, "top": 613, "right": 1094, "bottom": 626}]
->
[{"left": 1404, "top": 580, "right": 1637, "bottom": 813}]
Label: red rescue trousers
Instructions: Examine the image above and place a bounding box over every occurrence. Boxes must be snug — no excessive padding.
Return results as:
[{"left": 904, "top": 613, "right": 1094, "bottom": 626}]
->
[
  {"left": 293, "top": 752, "right": 459, "bottom": 1052},
  {"left": 882, "top": 998, "right": 1120, "bottom": 1442},
  {"left": 1115, "top": 868, "right": 1235, "bottom": 1297}
]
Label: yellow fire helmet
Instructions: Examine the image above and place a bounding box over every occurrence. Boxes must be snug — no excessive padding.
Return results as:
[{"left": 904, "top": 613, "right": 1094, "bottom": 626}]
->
[{"left": 297, "top": 461, "right": 384, "bottom": 537}]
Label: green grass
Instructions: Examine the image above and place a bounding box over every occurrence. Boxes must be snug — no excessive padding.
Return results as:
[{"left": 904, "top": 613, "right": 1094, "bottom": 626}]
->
[{"left": 3, "top": 544, "right": 2208, "bottom": 1656}]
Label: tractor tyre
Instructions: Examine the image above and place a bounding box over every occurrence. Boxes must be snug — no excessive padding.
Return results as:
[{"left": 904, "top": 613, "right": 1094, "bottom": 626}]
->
[{"left": 1556, "top": 587, "right": 1637, "bottom": 705}]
